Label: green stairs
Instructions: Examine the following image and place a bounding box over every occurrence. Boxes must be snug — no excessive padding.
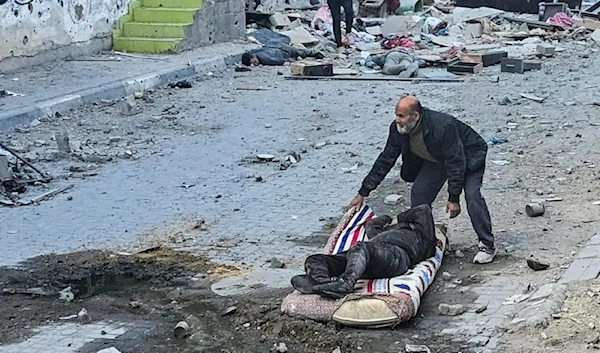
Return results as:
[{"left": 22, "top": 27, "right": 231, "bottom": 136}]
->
[{"left": 113, "top": 0, "right": 203, "bottom": 53}]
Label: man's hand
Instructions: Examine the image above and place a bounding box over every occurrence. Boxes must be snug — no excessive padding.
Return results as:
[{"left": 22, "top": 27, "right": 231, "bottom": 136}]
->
[
  {"left": 446, "top": 201, "right": 461, "bottom": 219},
  {"left": 345, "top": 194, "right": 364, "bottom": 212}
]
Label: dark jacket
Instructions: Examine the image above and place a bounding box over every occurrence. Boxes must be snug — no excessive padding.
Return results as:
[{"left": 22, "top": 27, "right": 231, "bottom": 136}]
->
[
  {"left": 358, "top": 108, "right": 488, "bottom": 203},
  {"left": 364, "top": 204, "right": 437, "bottom": 266}
]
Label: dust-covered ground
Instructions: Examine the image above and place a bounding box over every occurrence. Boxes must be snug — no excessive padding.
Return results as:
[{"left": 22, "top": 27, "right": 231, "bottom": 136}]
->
[{"left": 1, "top": 39, "right": 600, "bottom": 352}]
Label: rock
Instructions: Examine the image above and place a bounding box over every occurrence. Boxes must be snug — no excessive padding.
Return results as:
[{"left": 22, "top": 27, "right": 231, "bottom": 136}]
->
[
  {"left": 439, "top": 303, "right": 466, "bottom": 316},
  {"left": 222, "top": 306, "right": 237, "bottom": 316},
  {"left": 120, "top": 98, "right": 141, "bottom": 116},
  {"left": 530, "top": 283, "right": 563, "bottom": 301},
  {"left": 442, "top": 272, "right": 452, "bottom": 279},
  {"left": 331, "top": 347, "right": 342, "bottom": 353},
  {"left": 586, "top": 333, "right": 600, "bottom": 344},
  {"left": 30, "top": 119, "right": 41, "bottom": 128},
  {"left": 243, "top": 322, "right": 251, "bottom": 328},
  {"left": 527, "top": 259, "right": 549, "bottom": 271},
  {"left": 475, "top": 303, "right": 488, "bottom": 313},
  {"left": 134, "top": 92, "right": 144, "bottom": 99},
  {"left": 257, "top": 154, "right": 275, "bottom": 161},
  {"left": 55, "top": 132, "right": 71, "bottom": 154},
  {"left": 274, "top": 342, "right": 288, "bottom": 353},
  {"left": 129, "top": 301, "right": 142, "bottom": 309},
  {"left": 315, "top": 141, "right": 327, "bottom": 148},
  {"left": 455, "top": 250, "right": 465, "bottom": 258},
  {"left": 59, "top": 287, "right": 74, "bottom": 302},
  {"left": 270, "top": 257, "right": 285, "bottom": 269},
  {"left": 78, "top": 308, "right": 92, "bottom": 324},
  {"left": 384, "top": 194, "right": 402, "bottom": 205},
  {"left": 109, "top": 136, "right": 123, "bottom": 144},
  {"left": 97, "top": 348, "right": 122, "bottom": 353},
  {"left": 405, "top": 344, "right": 431, "bottom": 353},
  {"left": 34, "top": 140, "right": 47, "bottom": 147},
  {"left": 498, "top": 97, "right": 512, "bottom": 105}
]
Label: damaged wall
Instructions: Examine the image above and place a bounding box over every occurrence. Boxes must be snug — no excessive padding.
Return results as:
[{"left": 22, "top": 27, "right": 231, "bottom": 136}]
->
[{"left": 0, "top": 0, "right": 133, "bottom": 71}]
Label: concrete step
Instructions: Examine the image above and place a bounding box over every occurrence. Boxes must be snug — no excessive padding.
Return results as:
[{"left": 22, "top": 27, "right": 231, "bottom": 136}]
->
[
  {"left": 113, "top": 37, "right": 182, "bottom": 53},
  {"left": 142, "top": 0, "right": 203, "bottom": 8},
  {"left": 133, "top": 7, "right": 198, "bottom": 23},
  {"left": 123, "top": 22, "right": 188, "bottom": 38}
]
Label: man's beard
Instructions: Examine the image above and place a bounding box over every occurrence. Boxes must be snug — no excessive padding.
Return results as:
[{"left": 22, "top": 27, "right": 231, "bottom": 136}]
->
[{"left": 396, "top": 118, "right": 418, "bottom": 134}]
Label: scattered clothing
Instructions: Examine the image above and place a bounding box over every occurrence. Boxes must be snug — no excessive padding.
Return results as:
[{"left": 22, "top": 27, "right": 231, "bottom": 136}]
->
[
  {"left": 381, "top": 36, "right": 420, "bottom": 50},
  {"left": 547, "top": 12, "right": 573, "bottom": 29},
  {"left": 292, "top": 205, "right": 437, "bottom": 299}
]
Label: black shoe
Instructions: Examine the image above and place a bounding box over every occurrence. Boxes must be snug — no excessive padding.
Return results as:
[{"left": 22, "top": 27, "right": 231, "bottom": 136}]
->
[
  {"left": 314, "top": 52, "right": 325, "bottom": 59},
  {"left": 312, "top": 278, "right": 354, "bottom": 299},
  {"left": 291, "top": 275, "right": 321, "bottom": 294}
]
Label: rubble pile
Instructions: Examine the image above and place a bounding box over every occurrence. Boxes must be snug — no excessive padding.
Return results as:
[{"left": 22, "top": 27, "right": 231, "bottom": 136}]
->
[{"left": 244, "top": 0, "right": 600, "bottom": 79}]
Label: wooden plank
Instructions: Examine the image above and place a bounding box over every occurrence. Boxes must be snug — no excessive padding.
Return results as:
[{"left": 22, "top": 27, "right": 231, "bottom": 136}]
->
[{"left": 284, "top": 75, "right": 465, "bottom": 82}]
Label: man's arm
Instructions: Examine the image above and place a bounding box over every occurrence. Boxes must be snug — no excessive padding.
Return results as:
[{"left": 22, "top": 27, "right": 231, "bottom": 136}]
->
[
  {"left": 358, "top": 123, "right": 403, "bottom": 197},
  {"left": 441, "top": 124, "right": 466, "bottom": 203},
  {"left": 364, "top": 215, "right": 393, "bottom": 239}
]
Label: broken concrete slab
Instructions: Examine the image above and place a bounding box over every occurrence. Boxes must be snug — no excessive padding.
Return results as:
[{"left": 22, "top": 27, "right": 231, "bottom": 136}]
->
[
  {"left": 0, "top": 155, "right": 13, "bottom": 182},
  {"left": 279, "top": 27, "right": 319, "bottom": 45},
  {"left": 537, "top": 43, "right": 556, "bottom": 56},
  {"left": 591, "top": 28, "right": 600, "bottom": 42},
  {"left": 269, "top": 12, "right": 292, "bottom": 28},
  {"left": 451, "top": 6, "right": 505, "bottom": 24},
  {"left": 381, "top": 15, "right": 419, "bottom": 36}
]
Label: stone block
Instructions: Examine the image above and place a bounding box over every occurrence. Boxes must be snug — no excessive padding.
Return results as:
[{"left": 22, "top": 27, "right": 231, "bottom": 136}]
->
[
  {"left": 577, "top": 245, "right": 600, "bottom": 259},
  {"left": 537, "top": 43, "right": 555, "bottom": 56},
  {"left": 560, "top": 257, "right": 600, "bottom": 283}
]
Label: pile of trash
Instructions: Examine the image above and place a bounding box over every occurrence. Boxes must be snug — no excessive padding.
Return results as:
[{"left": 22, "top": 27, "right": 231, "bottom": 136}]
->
[{"left": 243, "top": 0, "right": 600, "bottom": 79}]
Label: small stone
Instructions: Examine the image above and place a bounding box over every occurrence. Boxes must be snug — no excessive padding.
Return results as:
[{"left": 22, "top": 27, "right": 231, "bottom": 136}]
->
[
  {"left": 265, "top": 124, "right": 272, "bottom": 128},
  {"left": 475, "top": 303, "right": 488, "bottom": 313},
  {"left": 384, "top": 194, "right": 402, "bottom": 205},
  {"left": 442, "top": 272, "right": 452, "bottom": 279},
  {"left": 243, "top": 322, "right": 251, "bottom": 328},
  {"left": 222, "top": 306, "right": 237, "bottom": 316},
  {"left": 270, "top": 257, "right": 285, "bottom": 269},
  {"left": 527, "top": 259, "right": 549, "bottom": 271},
  {"left": 331, "top": 347, "right": 342, "bottom": 353},
  {"left": 315, "top": 141, "right": 327, "bottom": 149},
  {"left": 129, "top": 301, "right": 141, "bottom": 308},
  {"left": 439, "top": 303, "right": 466, "bottom": 316},
  {"left": 67, "top": 196, "right": 73, "bottom": 201},
  {"left": 30, "top": 119, "right": 41, "bottom": 128},
  {"left": 455, "top": 250, "right": 465, "bottom": 258},
  {"left": 34, "top": 140, "right": 47, "bottom": 147},
  {"left": 540, "top": 332, "right": 548, "bottom": 340},
  {"left": 101, "top": 330, "right": 107, "bottom": 335},
  {"left": 275, "top": 342, "right": 287, "bottom": 353},
  {"left": 586, "top": 333, "right": 600, "bottom": 344},
  {"left": 257, "top": 154, "right": 275, "bottom": 161},
  {"left": 498, "top": 97, "right": 512, "bottom": 106},
  {"left": 134, "top": 92, "right": 144, "bottom": 99},
  {"left": 109, "top": 136, "right": 122, "bottom": 144}
]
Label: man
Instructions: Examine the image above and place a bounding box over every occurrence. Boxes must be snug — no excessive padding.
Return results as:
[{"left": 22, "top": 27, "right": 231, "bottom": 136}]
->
[
  {"left": 291, "top": 204, "right": 437, "bottom": 299},
  {"left": 365, "top": 48, "right": 421, "bottom": 78},
  {"left": 241, "top": 44, "right": 325, "bottom": 66},
  {"left": 347, "top": 95, "right": 496, "bottom": 264},
  {"left": 327, "top": 0, "right": 354, "bottom": 53}
]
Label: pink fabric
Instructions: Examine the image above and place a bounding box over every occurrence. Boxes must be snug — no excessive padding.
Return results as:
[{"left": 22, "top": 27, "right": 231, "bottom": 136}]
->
[
  {"left": 547, "top": 12, "right": 573, "bottom": 29},
  {"left": 311, "top": 5, "right": 333, "bottom": 29},
  {"left": 382, "top": 36, "right": 420, "bottom": 50}
]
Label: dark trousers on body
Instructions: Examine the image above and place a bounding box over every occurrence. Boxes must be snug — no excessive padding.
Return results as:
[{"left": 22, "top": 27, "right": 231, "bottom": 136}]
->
[
  {"left": 410, "top": 161, "right": 495, "bottom": 248},
  {"left": 327, "top": 0, "right": 354, "bottom": 47},
  {"left": 304, "top": 241, "right": 411, "bottom": 287}
]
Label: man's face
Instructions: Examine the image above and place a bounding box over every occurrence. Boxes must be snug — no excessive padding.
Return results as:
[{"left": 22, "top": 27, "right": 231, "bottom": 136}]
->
[
  {"left": 395, "top": 107, "right": 419, "bottom": 134},
  {"left": 250, "top": 57, "right": 260, "bottom": 66}
]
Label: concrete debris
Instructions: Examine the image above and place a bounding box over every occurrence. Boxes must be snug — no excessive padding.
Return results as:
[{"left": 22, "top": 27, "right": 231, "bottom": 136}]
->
[
  {"left": 475, "top": 303, "right": 488, "bottom": 313},
  {"left": 55, "top": 132, "right": 71, "bottom": 155},
  {"left": 269, "top": 257, "right": 286, "bottom": 268},
  {"left": 527, "top": 259, "right": 549, "bottom": 271},
  {"left": 331, "top": 347, "right": 342, "bottom": 353},
  {"left": 273, "top": 342, "right": 288, "bottom": 353},
  {"left": 439, "top": 303, "right": 466, "bottom": 316},
  {"left": 257, "top": 154, "right": 275, "bottom": 161},
  {"left": 119, "top": 98, "right": 142, "bottom": 116},
  {"left": 59, "top": 286, "right": 75, "bottom": 302},
  {"left": 222, "top": 306, "right": 238, "bottom": 316},
  {"left": 521, "top": 93, "right": 545, "bottom": 103},
  {"left": 455, "top": 249, "right": 465, "bottom": 258},
  {"left": 405, "top": 344, "right": 431, "bottom": 353},
  {"left": 97, "top": 348, "right": 122, "bottom": 353},
  {"left": 383, "top": 194, "right": 402, "bottom": 205},
  {"left": 78, "top": 308, "right": 92, "bottom": 324},
  {"left": 591, "top": 29, "right": 600, "bottom": 42}
]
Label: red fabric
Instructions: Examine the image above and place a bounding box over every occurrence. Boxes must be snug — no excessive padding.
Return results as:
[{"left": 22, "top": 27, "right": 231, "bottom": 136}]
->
[{"left": 382, "top": 37, "right": 419, "bottom": 50}]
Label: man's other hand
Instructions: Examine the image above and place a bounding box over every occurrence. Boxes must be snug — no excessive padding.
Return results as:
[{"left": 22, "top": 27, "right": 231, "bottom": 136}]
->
[
  {"left": 345, "top": 194, "right": 364, "bottom": 212},
  {"left": 446, "top": 201, "right": 461, "bottom": 219}
]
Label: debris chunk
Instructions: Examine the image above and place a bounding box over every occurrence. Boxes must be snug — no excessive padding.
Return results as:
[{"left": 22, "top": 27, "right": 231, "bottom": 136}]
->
[
  {"left": 59, "top": 286, "right": 74, "bottom": 302},
  {"left": 527, "top": 259, "right": 549, "bottom": 271},
  {"left": 405, "top": 344, "right": 431, "bottom": 353},
  {"left": 384, "top": 194, "right": 402, "bottom": 205},
  {"left": 439, "top": 303, "right": 466, "bottom": 316},
  {"left": 270, "top": 257, "right": 285, "bottom": 269}
]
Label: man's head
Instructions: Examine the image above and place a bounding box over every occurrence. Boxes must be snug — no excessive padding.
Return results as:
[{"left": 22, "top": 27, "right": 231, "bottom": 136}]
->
[
  {"left": 241, "top": 53, "right": 260, "bottom": 66},
  {"left": 394, "top": 95, "right": 422, "bottom": 134}
]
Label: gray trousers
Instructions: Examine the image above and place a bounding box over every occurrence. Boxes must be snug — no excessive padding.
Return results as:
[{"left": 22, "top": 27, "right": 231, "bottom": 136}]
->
[
  {"left": 410, "top": 161, "right": 495, "bottom": 248},
  {"left": 381, "top": 51, "right": 413, "bottom": 75}
]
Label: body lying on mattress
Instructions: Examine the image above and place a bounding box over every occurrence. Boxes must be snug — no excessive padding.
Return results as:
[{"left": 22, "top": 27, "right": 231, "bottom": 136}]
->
[{"left": 291, "top": 204, "right": 437, "bottom": 299}]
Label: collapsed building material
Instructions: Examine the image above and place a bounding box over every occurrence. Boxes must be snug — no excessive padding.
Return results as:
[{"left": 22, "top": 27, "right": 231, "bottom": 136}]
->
[
  {"left": 537, "top": 43, "right": 556, "bottom": 56},
  {"left": 284, "top": 75, "right": 464, "bottom": 82},
  {"left": 447, "top": 59, "right": 483, "bottom": 74},
  {"left": 460, "top": 51, "right": 508, "bottom": 67},
  {"left": 581, "top": 0, "right": 600, "bottom": 19},
  {"left": 501, "top": 58, "right": 542, "bottom": 73},
  {"left": 290, "top": 61, "right": 334, "bottom": 76},
  {"left": 455, "top": 0, "right": 582, "bottom": 15},
  {"left": 0, "top": 155, "right": 13, "bottom": 182}
]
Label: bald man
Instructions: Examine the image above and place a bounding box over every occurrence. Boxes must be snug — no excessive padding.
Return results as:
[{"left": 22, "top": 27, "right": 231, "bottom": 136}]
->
[{"left": 347, "top": 95, "right": 496, "bottom": 264}]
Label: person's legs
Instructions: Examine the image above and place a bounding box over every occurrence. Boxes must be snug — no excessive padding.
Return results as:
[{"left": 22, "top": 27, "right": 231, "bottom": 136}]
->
[
  {"left": 464, "top": 167, "right": 497, "bottom": 263},
  {"left": 381, "top": 52, "right": 406, "bottom": 75},
  {"left": 410, "top": 161, "right": 447, "bottom": 207},
  {"left": 341, "top": 0, "right": 354, "bottom": 35},
  {"left": 304, "top": 253, "right": 347, "bottom": 281},
  {"left": 327, "top": 0, "right": 343, "bottom": 47},
  {"left": 312, "top": 242, "right": 410, "bottom": 298}
]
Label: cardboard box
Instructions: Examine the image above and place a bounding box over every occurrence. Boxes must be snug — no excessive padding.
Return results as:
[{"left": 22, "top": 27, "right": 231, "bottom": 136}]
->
[{"left": 290, "top": 61, "right": 334, "bottom": 76}]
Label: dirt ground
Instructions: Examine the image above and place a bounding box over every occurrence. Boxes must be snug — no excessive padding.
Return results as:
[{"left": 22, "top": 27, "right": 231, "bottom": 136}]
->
[{"left": 0, "top": 238, "right": 518, "bottom": 353}]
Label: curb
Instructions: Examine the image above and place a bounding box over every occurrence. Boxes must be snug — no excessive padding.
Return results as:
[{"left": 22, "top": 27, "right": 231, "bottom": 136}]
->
[{"left": 0, "top": 49, "right": 245, "bottom": 132}]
